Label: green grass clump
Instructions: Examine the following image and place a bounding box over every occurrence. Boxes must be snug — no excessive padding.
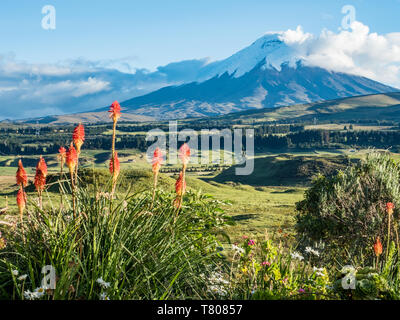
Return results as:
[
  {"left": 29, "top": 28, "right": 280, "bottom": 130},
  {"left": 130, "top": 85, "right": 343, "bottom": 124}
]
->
[{"left": 0, "top": 182, "right": 231, "bottom": 300}]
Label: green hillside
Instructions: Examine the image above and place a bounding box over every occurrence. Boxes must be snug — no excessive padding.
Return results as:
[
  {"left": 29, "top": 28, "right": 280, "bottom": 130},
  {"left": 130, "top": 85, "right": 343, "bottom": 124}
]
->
[
  {"left": 211, "top": 154, "right": 355, "bottom": 186},
  {"left": 212, "top": 92, "right": 400, "bottom": 124}
]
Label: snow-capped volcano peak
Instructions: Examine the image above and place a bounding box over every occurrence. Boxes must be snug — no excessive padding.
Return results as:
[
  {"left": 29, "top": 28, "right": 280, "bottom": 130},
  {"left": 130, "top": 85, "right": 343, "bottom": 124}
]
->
[{"left": 199, "top": 32, "right": 303, "bottom": 80}]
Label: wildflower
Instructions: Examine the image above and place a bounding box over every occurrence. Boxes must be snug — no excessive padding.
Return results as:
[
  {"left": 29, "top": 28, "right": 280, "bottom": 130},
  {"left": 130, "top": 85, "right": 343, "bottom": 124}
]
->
[
  {"left": 108, "top": 100, "right": 122, "bottom": 122},
  {"left": 12, "top": 270, "right": 19, "bottom": 276},
  {"left": 290, "top": 252, "right": 304, "bottom": 261},
  {"left": 175, "top": 172, "right": 186, "bottom": 196},
  {"left": 178, "top": 143, "right": 191, "bottom": 167},
  {"left": 72, "top": 123, "right": 85, "bottom": 154},
  {"left": 34, "top": 171, "right": 46, "bottom": 193},
  {"left": 305, "top": 246, "right": 320, "bottom": 257},
  {"left": 248, "top": 239, "right": 255, "bottom": 246},
  {"left": 298, "top": 288, "right": 305, "bottom": 293},
  {"left": 386, "top": 202, "right": 395, "bottom": 215},
  {"left": 34, "top": 287, "right": 46, "bottom": 298},
  {"left": 100, "top": 292, "right": 110, "bottom": 300},
  {"left": 36, "top": 156, "right": 48, "bottom": 178},
  {"left": 109, "top": 101, "right": 122, "bottom": 196},
  {"left": 231, "top": 244, "right": 245, "bottom": 254},
  {"left": 374, "top": 236, "right": 383, "bottom": 257},
  {"left": 242, "top": 235, "right": 249, "bottom": 239},
  {"left": 18, "top": 274, "right": 28, "bottom": 281},
  {"left": 16, "top": 160, "right": 27, "bottom": 187},
  {"left": 96, "top": 277, "right": 110, "bottom": 289},
  {"left": 16, "top": 189, "right": 27, "bottom": 219},
  {"left": 152, "top": 147, "right": 163, "bottom": 174},
  {"left": 313, "top": 267, "right": 326, "bottom": 277},
  {"left": 262, "top": 261, "right": 271, "bottom": 267},
  {"left": 109, "top": 152, "right": 120, "bottom": 183},
  {"left": 24, "top": 287, "right": 45, "bottom": 300},
  {"left": 34, "top": 157, "right": 47, "bottom": 193},
  {"left": 66, "top": 143, "right": 78, "bottom": 174}
]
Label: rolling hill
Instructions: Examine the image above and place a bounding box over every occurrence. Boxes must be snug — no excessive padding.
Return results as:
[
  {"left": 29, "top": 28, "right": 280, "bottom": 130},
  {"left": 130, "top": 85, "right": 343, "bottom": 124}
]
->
[{"left": 210, "top": 92, "right": 400, "bottom": 124}]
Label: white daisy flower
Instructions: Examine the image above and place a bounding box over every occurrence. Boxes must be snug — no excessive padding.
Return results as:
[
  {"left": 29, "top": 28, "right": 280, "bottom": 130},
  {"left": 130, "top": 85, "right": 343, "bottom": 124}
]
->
[
  {"left": 18, "top": 274, "right": 28, "bottom": 281},
  {"left": 96, "top": 277, "right": 110, "bottom": 289},
  {"left": 305, "top": 247, "right": 320, "bottom": 257},
  {"left": 100, "top": 292, "right": 110, "bottom": 300},
  {"left": 12, "top": 270, "right": 19, "bottom": 276},
  {"left": 231, "top": 244, "right": 245, "bottom": 254},
  {"left": 290, "top": 251, "right": 304, "bottom": 261}
]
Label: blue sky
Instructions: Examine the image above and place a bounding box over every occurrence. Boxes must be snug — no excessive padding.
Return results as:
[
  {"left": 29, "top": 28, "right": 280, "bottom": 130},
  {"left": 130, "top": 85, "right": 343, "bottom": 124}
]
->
[
  {"left": 0, "top": 0, "right": 399, "bottom": 69},
  {"left": 0, "top": 0, "right": 399, "bottom": 119}
]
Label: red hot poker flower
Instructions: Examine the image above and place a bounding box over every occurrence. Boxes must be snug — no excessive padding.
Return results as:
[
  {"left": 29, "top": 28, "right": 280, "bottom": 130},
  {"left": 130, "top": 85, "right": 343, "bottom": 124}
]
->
[
  {"left": 108, "top": 101, "right": 122, "bottom": 122},
  {"left": 66, "top": 143, "right": 78, "bottom": 173},
  {"left": 386, "top": 202, "right": 395, "bottom": 215},
  {"left": 175, "top": 172, "right": 186, "bottom": 196},
  {"left": 72, "top": 124, "right": 85, "bottom": 154},
  {"left": 374, "top": 236, "right": 383, "bottom": 257},
  {"left": 152, "top": 148, "right": 163, "bottom": 174},
  {"left": 34, "top": 170, "right": 46, "bottom": 192},
  {"left": 109, "top": 152, "right": 120, "bottom": 177},
  {"left": 36, "top": 156, "right": 48, "bottom": 178},
  {"left": 16, "top": 188, "right": 27, "bottom": 216},
  {"left": 16, "top": 159, "right": 28, "bottom": 187},
  {"left": 178, "top": 143, "right": 191, "bottom": 166}
]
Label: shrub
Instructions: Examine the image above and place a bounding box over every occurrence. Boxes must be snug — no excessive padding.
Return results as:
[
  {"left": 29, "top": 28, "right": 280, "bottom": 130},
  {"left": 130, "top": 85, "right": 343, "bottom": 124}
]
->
[{"left": 295, "top": 152, "right": 400, "bottom": 263}]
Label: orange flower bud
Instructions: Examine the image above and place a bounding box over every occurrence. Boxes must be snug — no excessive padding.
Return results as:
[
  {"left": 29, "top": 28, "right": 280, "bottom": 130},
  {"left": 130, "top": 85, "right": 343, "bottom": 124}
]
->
[
  {"left": 152, "top": 148, "right": 163, "bottom": 174},
  {"left": 386, "top": 202, "right": 395, "bottom": 215},
  {"left": 16, "top": 159, "right": 28, "bottom": 187},
  {"left": 66, "top": 143, "right": 78, "bottom": 173},
  {"left": 175, "top": 172, "right": 186, "bottom": 196},
  {"left": 36, "top": 156, "right": 48, "bottom": 178},
  {"left": 16, "top": 189, "right": 27, "bottom": 216},
  {"left": 72, "top": 124, "right": 85, "bottom": 154},
  {"left": 109, "top": 152, "right": 120, "bottom": 178},
  {"left": 108, "top": 101, "right": 122, "bottom": 122},
  {"left": 178, "top": 143, "right": 191, "bottom": 166},
  {"left": 374, "top": 236, "right": 383, "bottom": 257}
]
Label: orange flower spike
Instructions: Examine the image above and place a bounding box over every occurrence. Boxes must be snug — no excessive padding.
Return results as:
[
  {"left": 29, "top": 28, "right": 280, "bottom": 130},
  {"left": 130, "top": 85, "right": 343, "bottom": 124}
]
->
[
  {"left": 178, "top": 143, "right": 191, "bottom": 167},
  {"left": 16, "top": 188, "right": 27, "bottom": 217},
  {"left": 36, "top": 156, "right": 48, "bottom": 178},
  {"left": 175, "top": 172, "right": 187, "bottom": 196},
  {"left": 66, "top": 143, "right": 78, "bottom": 173},
  {"left": 374, "top": 236, "right": 383, "bottom": 257},
  {"left": 386, "top": 202, "right": 395, "bottom": 215},
  {"left": 72, "top": 124, "right": 85, "bottom": 154},
  {"left": 152, "top": 148, "right": 164, "bottom": 174},
  {"left": 109, "top": 152, "right": 121, "bottom": 177},
  {"left": 34, "top": 170, "right": 46, "bottom": 192},
  {"left": 108, "top": 101, "right": 122, "bottom": 122},
  {"left": 16, "top": 159, "right": 28, "bottom": 187}
]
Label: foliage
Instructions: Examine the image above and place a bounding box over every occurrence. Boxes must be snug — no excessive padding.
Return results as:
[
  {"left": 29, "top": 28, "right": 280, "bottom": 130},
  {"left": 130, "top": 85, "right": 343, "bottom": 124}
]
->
[
  {"left": 0, "top": 185, "right": 230, "bottom": 300},
  {"left": 295, "top": 152, "right": 400, "bottom": 263}
]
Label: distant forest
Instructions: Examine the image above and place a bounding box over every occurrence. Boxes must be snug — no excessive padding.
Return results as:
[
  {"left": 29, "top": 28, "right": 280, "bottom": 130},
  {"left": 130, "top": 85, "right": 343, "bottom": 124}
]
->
[{"left": 1, "top": 120, "right": 400, "bottom": 155}]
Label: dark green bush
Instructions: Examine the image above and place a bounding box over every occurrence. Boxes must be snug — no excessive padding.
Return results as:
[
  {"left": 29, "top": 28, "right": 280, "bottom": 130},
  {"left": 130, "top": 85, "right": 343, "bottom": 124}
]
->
[{"left": 295, "top": 152, "right": 400, "bottom": 263}]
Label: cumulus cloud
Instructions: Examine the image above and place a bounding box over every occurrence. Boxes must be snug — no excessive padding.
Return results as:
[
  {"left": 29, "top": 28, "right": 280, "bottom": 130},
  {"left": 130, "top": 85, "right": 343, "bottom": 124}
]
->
[{"left": 278, "top": 22, "right": 400, "bottom": 88}]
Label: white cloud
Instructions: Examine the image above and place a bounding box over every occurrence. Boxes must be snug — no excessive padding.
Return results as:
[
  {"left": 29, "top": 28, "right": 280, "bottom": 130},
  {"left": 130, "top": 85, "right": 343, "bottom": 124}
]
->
[{"left": 278, "top": 22, "right": 400, "bottom": 88}]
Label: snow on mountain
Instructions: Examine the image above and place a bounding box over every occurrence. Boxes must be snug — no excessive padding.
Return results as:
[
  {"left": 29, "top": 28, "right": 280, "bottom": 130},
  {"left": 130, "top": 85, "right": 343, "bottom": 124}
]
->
[{"left": 197, "top": 33, "right": 303, "bottom": 80}]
